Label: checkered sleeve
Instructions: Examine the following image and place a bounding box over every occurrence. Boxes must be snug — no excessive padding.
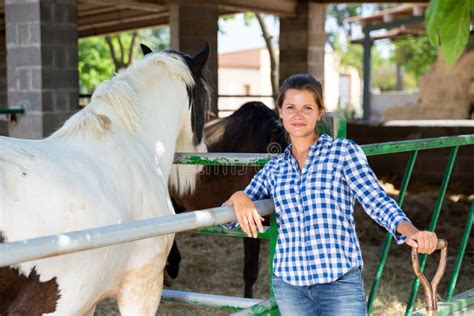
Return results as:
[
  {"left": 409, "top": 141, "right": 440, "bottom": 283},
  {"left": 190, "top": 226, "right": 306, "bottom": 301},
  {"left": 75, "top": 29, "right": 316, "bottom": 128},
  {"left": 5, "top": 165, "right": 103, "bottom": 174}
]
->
[
  {"left": 221, "top": 162, "right": 272, "bottom": 230},
  {"left": 243, "top": 162, "right": 272, "bottom": 201},
  {"left": 342, "top": 140, "right": 410, "bottom": 244}
]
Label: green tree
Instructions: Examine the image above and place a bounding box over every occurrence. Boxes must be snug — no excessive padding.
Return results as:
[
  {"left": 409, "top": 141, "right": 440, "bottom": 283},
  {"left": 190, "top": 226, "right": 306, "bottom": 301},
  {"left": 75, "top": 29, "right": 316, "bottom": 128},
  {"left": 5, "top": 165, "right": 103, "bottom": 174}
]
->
[
  {"left": 425, "top": 0, "right": 473, "bottom": 65},
  {"left": 332, "top": 34, "right": 398, "bottom": 91},
  {"left": 104, "top": 32, "right": 138, "bottom": 71},
  {"left": 138, "top": 26, "right": 170, "bottom": 52},
  {"left": 78, "top": 37, "right": 114, "bottom": 93},
  {"left": 391, "top": 36, "right": 438, "bottom": 79},
  {"left": 78, "top": 27, "right": 170, "bottom": 94},
  {"left": 332, "top": 34, "right": 363, "bottom": 74},
  {"left": 327, "top": 4, "right": 362, "bottom": 49}
]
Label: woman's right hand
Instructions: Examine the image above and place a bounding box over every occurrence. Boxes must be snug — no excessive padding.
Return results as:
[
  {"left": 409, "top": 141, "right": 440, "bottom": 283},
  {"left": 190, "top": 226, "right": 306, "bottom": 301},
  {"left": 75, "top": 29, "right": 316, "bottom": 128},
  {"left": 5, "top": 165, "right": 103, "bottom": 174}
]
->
[{"left": 223, "top": 191, "right": 265, "bottom": 238}]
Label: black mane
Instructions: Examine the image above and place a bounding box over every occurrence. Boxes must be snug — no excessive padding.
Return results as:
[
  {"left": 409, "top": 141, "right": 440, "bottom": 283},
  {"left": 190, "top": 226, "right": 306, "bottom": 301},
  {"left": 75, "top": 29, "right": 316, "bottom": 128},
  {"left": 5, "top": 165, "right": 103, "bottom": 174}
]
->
[
  {"left": 166, "top": 50, "right": 210, "bottom": 146},
  {"left": 205, "top": 101, "right": 287, "bottom": 153}
]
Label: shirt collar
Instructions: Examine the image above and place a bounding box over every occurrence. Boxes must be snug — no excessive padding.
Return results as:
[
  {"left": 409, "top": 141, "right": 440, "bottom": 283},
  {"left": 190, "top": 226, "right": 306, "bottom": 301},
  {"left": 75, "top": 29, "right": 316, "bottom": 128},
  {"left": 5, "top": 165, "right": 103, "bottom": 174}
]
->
[{"left": 283, "top": 133, "right": 332, "bottom": 159}]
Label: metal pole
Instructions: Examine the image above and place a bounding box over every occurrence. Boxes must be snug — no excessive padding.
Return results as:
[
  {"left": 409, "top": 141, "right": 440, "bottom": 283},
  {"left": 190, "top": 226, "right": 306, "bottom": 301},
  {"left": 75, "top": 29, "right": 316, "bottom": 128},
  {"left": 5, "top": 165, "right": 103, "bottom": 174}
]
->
[
  {"left": 269, "top": 214, "right": 279, "bottom": 316},
  {"left": 161, "top": 289, "right": 262, "bottom": 310},
  {"left": 230, "top": 298, "right": 278, "bottom": 316},
  {"left": 367, "top": 150, "right": 418, "bottom": 314},
  {"left": 362, "top": 28, "right": 372, "bottom": 121},
  {"left": 0, "top": 200, "right": 275, "bottom": 267},
  {"left": 445, "top": 202, "right": 474, "bottom": 301}
]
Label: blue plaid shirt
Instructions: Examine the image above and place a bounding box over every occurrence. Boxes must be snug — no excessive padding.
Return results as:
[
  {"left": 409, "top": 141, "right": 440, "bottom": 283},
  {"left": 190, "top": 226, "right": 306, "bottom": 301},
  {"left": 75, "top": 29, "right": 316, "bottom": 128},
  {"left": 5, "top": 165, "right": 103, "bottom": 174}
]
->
[{"left": 242, "top": 133, "right": 410, "bottom": 286}]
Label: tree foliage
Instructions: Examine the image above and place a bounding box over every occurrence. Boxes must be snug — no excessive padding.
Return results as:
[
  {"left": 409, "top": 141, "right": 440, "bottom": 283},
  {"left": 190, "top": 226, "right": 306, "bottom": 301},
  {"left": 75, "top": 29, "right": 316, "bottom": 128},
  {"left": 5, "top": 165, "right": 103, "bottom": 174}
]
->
[
  {"left": 329, "top": 4, "right": 446, "bottom": 90},
  {"left": 327, "top": 4, "right": 362, "bottom": 49},
  {"left": 104, "top": 32, "right": 138, "bottom": 71},
  {"left": 425, "top": 0, "right": 473, "bottom": 65},
  {"left": 78, "top": 27, "right": 170, "bottom": 94},
  {"left": 78, "top": 37, "right": 114, "bottom": 93},
  {"left": 392, "top": 36, "right": 438, "bottom": 78}
]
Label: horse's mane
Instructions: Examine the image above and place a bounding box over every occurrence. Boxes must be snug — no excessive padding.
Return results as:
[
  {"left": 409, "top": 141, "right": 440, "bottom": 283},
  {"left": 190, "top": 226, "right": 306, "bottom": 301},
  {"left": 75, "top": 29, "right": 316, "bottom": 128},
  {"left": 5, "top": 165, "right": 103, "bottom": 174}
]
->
[
  {"left": 205, "top": 101, "right": 287, "bottom": 153},
  {"left": 51, "top": 53, "right": 195, "bottom": 139}
]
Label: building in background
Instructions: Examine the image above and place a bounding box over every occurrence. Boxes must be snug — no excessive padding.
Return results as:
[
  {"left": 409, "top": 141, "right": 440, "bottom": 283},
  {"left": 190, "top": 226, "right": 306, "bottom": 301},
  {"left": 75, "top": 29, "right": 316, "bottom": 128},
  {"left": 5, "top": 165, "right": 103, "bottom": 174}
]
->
[
  {"left": 218, "top": 48, "right": 273, "bottom": 116},
  {"left": 218, "top": 48, "right": 362, "bottom": 117}
]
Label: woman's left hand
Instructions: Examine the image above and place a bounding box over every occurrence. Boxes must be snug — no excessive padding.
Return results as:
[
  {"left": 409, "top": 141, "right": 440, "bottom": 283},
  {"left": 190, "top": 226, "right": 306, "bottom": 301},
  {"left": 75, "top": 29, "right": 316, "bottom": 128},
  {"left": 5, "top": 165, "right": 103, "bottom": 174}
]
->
[{"left": 406, "top": 230, "right": 438, "bottom": 254}]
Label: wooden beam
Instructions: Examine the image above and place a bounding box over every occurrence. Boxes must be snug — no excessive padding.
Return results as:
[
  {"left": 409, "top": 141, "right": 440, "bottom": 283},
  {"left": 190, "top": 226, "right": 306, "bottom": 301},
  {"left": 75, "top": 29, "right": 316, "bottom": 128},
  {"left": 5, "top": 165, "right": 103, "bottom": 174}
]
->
[
  {"left": 79, "top": 15, "right": 169, "bottom": 38},
  {"left": 78, "top": 0, "right": 166, "bottom": 12},
  {"left": 156, "top": 0, "right": 297, "bottom": 17},
  {"left": 79, "top": 10, "right": 168, "bottom": 30},
  {"left": 78, "top": 5, "right": 121, "bottom": 17},
  {"left": 217, "top": 0, "right": 297, "bottom": 17}
]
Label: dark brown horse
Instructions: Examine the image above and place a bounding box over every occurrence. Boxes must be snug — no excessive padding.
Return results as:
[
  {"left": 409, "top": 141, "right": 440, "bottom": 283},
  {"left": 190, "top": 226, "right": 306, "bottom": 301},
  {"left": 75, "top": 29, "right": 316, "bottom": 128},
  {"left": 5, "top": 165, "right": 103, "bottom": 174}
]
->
[{"left": 168, "top": 101, "right": 287, "bottom": 298}]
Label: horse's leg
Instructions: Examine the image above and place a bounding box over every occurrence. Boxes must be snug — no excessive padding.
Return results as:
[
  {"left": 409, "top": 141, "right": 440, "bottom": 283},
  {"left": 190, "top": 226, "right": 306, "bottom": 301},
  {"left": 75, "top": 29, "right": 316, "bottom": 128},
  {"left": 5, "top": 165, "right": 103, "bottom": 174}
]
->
[
  {"left": 165, "top": 198, "right": 184, "bottom": 283},
  {"left": 117, "top": 259, "right": 165, "bottom": 315},
  {"left": 243, "top": 237, "right": 261, "bottom": 298},
  {"left": 117, "top": 241, "right": 170, "bottom": 315},
  {"left": 166, "top": 240, "right": 181, "bottom": 279}
]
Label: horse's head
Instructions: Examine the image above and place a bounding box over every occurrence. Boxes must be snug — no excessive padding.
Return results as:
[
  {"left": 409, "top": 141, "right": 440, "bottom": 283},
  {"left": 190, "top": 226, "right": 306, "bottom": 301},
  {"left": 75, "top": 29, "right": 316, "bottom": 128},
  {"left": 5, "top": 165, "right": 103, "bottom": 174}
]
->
[{"left": 140, "top": 43, "right": 211, "bottom": 196}]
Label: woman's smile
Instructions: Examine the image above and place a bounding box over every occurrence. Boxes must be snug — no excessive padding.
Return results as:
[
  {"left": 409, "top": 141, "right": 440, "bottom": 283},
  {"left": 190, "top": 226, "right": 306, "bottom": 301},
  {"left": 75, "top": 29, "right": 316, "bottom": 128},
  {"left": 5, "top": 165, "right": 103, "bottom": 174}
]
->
[{"left": 291, "top": 122, "right": 306, "bottom": 127}]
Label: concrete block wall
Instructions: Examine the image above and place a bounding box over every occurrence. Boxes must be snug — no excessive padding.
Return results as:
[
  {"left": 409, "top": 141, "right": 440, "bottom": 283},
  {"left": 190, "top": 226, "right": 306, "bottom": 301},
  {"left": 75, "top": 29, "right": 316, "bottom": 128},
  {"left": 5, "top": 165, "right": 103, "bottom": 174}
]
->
[
  {"left": 5, "top": 0, "right": 78, "bottom": 138},
  {"left": 279, "top": 3, "right": 326, "bottom": 86},
  {"left": 0, "top": 28, "right": 7, "bottom": 136},
  {"left": 170, "top": 2, "right": 218, "bottom": 115}
]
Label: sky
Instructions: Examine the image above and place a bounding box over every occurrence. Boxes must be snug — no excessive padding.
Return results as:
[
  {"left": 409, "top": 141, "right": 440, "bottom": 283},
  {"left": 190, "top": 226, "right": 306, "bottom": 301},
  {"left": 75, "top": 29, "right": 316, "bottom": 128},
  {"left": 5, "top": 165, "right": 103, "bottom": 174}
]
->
[
  {"left": 218, "top": 14, "right": 279, "bottom": 53},
  {"left": 217, "top": 11, "right": 393, "bottom": 58}
]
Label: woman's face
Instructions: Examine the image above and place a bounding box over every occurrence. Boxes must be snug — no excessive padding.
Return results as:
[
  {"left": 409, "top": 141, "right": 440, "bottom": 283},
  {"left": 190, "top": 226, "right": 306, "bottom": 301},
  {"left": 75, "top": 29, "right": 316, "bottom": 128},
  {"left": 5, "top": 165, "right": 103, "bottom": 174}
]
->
[{"left": 279, "top": 88, "right": 322, "bottom": 140}]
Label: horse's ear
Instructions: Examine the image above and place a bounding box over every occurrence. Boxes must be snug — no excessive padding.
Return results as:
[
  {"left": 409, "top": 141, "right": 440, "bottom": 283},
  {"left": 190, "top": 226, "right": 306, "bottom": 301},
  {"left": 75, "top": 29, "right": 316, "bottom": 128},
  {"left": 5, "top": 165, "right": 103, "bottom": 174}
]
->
[
  {"left": 140, "top": 44, "right": 153, "bottom": 56},
  {"left": 192, "top": 42, "right": 210, "bottom": 73}
]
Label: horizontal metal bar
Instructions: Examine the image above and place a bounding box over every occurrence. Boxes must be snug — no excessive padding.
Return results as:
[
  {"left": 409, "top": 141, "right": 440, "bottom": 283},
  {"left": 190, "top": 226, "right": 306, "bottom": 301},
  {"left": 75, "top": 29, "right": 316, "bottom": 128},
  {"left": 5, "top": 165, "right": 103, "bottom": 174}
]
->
[
  {"left": 412, "top": 288, "right": 474, "bottom": 316},
  {"left": 161, "top": 289, "right": 262, "bottom": 310},
  {"left": 173, "top": 135, "right": 474, "bottom": 166},
  {"left": 361, "top": 134, "right": 474, "bottom": 156},
  {"left": 174, "top": 152, "right": 278, "bottom": 166},
  {"left": 195, "top": 225, "right": 272, "bottom": 239},
  {"left": 0, "top": 200, "right": 275, "bottom": 267},
  {"left": 0, "top": 108, "right": 25, "bottom": 115},
  {"left": 230, "top": 298, "right": 278, "bottom": 315},
  {"left": 218, "top": 94, "right": 274, "bottom": 98}
]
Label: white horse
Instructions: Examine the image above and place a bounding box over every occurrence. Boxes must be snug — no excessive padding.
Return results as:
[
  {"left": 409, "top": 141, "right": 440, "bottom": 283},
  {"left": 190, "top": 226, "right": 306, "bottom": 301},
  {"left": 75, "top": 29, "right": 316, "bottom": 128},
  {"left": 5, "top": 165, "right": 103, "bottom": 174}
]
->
[{"left": 0, "top": 43, "right": 210, "bottom": 315}]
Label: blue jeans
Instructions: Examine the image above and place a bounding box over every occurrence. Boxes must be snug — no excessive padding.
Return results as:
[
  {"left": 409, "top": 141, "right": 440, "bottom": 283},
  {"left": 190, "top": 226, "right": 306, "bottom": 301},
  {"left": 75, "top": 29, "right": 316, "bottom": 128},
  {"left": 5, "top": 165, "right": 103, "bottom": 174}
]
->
[{"left": 272, "top": 268, "right": 367, "bottom": 316}]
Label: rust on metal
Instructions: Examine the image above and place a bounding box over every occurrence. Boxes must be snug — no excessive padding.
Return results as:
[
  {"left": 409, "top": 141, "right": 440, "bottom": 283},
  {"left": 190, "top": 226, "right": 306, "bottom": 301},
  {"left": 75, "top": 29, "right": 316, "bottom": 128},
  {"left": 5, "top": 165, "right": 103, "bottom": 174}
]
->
[{"left": 411, "top": 239, "right": 448, "bottom": 316}]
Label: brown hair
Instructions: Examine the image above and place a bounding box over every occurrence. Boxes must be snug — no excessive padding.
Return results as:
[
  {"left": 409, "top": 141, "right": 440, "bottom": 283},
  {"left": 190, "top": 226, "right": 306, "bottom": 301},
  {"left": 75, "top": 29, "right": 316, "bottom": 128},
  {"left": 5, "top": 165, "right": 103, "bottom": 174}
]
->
[{"left": 276, "top": 73, "right": 326, "bottom": 114}]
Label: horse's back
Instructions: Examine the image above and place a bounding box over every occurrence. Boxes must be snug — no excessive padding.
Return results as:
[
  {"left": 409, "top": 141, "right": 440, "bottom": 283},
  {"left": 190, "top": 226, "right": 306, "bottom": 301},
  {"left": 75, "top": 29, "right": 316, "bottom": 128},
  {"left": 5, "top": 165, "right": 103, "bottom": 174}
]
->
[
  {"left": 0, "top": 136, "right": 127, "bottom": 240},
  {"left": 0, "top": 135, "right": 172, "bottom": 314}
]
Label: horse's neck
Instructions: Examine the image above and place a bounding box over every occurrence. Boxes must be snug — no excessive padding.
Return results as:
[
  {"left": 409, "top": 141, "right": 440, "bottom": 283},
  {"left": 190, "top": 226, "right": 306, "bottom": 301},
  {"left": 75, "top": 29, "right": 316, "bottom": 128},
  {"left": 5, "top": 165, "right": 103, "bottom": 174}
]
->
[{"left": 88, "top": 89, "right": 185, "bottom": 167}]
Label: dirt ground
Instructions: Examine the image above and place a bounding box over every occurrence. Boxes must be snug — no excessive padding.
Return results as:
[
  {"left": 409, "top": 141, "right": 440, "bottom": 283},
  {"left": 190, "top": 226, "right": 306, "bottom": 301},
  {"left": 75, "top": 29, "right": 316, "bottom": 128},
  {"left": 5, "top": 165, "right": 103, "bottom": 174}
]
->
[{"left": 95, "top": 183, "right": 473, "bottom": 315}]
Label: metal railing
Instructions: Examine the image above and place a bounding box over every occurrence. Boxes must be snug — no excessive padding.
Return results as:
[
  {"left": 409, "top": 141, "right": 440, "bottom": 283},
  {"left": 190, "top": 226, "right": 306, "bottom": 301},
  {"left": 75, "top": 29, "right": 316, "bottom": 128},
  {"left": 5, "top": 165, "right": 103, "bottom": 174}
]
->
[
  {"left": 0, "top": 201, "right": 275, "bottom": 267},
  {"left": 173, "top": 134, "right": 474, "bottom": 315},
  {"left": 0, "top": 108, "right": 25, "bottom": 123}
]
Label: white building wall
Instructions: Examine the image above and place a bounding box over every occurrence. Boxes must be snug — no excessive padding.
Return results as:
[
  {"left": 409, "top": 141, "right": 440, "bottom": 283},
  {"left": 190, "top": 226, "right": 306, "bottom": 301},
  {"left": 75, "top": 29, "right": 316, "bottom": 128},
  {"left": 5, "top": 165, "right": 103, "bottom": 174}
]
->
[
  {"left": 218, "top": 49, "right": 362, "bottom": 118},
  {"left": 324, "top": 52, "right": 340, "bottom": 112}
]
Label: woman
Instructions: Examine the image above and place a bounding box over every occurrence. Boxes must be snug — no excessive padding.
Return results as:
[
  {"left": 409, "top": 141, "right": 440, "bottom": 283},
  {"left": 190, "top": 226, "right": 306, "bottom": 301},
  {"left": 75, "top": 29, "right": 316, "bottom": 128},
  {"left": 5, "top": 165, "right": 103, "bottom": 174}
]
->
[{"left": 223, "top": 74, "right": 438, "bottom": 315}]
